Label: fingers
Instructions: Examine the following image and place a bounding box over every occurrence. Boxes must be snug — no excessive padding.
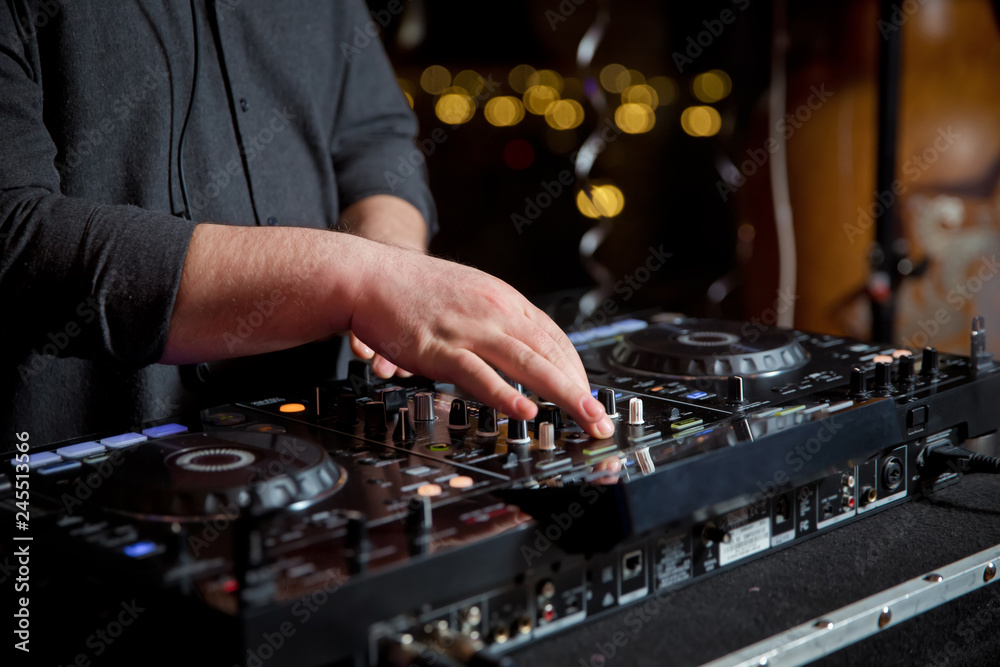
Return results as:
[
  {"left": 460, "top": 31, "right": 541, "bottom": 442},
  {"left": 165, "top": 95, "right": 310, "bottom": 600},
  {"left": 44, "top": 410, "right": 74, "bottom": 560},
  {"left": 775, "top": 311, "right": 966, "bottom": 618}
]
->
[
  {"left": 352, "top": 331, "right": 412, "bottom": 378},
  {"left": 443, "top": 349, "right": 539, "bottom": 420},
  {"left": 349, "top": 332, "right": 374, "bottom": 359},
  {"left": 482, "top": 336, "right": 613, "bottom": 439}
]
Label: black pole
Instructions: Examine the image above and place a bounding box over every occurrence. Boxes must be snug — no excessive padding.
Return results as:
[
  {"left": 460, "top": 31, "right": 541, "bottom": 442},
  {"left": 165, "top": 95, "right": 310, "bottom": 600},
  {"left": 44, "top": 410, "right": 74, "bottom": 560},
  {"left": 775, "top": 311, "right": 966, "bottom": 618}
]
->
[{"left": 871, "top": 0, "right": 902, "bottom": 342}]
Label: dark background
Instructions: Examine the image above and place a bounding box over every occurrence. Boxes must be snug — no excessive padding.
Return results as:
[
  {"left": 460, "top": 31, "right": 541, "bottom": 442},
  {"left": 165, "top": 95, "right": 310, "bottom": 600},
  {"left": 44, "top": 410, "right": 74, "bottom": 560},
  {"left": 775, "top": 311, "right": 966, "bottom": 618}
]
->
[{"left": 368, "top": 0, "right": 778, "bottom": 326}]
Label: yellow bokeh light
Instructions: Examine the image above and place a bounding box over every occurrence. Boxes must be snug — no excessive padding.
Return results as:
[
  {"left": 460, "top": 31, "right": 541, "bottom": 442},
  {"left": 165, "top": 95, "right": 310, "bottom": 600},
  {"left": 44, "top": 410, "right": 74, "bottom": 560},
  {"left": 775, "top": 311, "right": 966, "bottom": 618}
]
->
[
  {"left": 576, "top": 185, "right": 625, "bottom": 219},
  {"left": 508, "top": 64, "right": 537, "bottom": 94},
  {"left": 621, "top": 84, "right": 659, "bottom": 108},
  {"left": 435, "top": 93, "right": 475, "bottom": 124},
  {"left": 484, "top": 96, "right": 526, "bottom": 127},
  {"left": 680, "top": 105, "right": 722, "bottom": 137},
  {"left": 544, "top": 99, "right": 584, "bottom": 130},
  {"left": 599, "top": 64, "right": 630, "bottom": 94},
  {"left": 403, "top": 91, "right": 414, "bottom": 108},
  {"left": 523, "top": 85, "right": 560, "bottom": 115},
  {"left": 454, "top": 70, "right": 485, "bottom": 98},
  {"left": 647, "top": 76, "right": 678, "bottom": 106},
  {"left": 692, "top": 70, "right": 732, "bottom": 103},
  {"left": 527, "top": 69, "right": 565, "bottom": 93},
  {"left": 627, "top": 69, "right": 646, "bottom": 86},
  {"left": 420, "top": 65, "right": 452, "bottom": 95},
  {"left": 614, "top": 103, "right": 656, "bottom": 134}
]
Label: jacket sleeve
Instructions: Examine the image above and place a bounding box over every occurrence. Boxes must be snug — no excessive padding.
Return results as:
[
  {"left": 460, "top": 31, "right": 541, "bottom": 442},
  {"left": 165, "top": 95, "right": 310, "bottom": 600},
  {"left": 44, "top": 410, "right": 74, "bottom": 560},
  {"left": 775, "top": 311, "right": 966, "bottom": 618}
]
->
[
  {"left": 329, "top": 0, "right": 439, "bottom": 241},
  {"left": 0, "top": 4, "right": 199, "bottom": 365}
]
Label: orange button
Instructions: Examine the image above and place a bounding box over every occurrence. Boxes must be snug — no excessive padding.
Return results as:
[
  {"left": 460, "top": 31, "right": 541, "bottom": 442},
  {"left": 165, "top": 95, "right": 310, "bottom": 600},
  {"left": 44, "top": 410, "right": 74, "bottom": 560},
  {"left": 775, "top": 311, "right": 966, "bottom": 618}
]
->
[
  {"left": 449, "top": 476, "right": 474, "bottom": 489},
  {"left": 892, "top": 349, "right": 913, "bottom": 358},
  {"left": 417, "top": 483, "right": 442, "bottom": 497},
  {"left": 279, "top": 403, "right": 306, "bottom": 413},
  {"left": 872, "top": 355, "right": 894, "bottom": 364}
]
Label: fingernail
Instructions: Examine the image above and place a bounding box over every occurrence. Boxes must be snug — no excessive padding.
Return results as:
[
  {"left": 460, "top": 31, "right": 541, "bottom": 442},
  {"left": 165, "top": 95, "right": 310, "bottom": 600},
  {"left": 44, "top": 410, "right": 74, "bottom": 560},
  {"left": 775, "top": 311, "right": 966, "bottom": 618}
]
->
[
  {"left": 606, "top": 457, "right": 622, "bottom": 472},
  {"left": 584, "top": 397, "right": 606, "bottom": 421},
  {"left": 596, "top": 416, "right": 615, "bottom": 438},
  {"left": 357, "top": 342, "right": 373, "bottom": 356}
]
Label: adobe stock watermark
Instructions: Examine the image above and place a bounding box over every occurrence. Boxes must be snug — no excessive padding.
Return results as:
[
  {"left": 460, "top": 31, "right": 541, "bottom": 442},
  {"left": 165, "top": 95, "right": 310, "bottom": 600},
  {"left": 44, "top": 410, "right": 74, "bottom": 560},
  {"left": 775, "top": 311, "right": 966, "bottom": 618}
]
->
[
  {"left": 566, "top": 246, "right": 674, "bottom": 338},
  {"left": 545, "top": 0, "right": 588, "bottom": 30},
  {"left": 672, "top": 0, "right": 752, "bottom": 73},
  {"left": 17, "top": 295, "right": 103, "bottom": 384},
  {"left": 512, "top": 118, "right": 627, "bottom": 234},
  {"left": 237, "top": 568, "right": 347, "bottom": 667},
  {"left": 899, "top": 254, "right": 1000, "bottom": 350},
  {"left": 520, "top": 481, "right": 614, "bottom": 566},
  {"left": 844, "top": 126, "right": 961, "bottom": 244},
  {"left": 55, "top": 65, "right": 171, "bottom": 175},
  {"left": 190, "top": 106, "right": 297, "bottom": 213},
  {"left": 878, "top": 0, "right": 932, "bottom": 39},
  {"left": 717, "top": 84, "right": 834, "bottom": 201},
  {"left": 340, "top": 0, "right": 416, "bottom": 61},
  {"left": 12, "top": 0, "right": 66, "bottom": 44}
]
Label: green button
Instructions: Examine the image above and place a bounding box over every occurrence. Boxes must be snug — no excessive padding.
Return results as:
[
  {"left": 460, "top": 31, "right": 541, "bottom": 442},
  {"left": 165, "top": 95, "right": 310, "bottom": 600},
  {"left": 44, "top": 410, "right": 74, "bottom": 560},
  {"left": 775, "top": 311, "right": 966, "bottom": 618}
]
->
[
  {"left": 671, "top": 418, "right": 703, "bottom": 431},
  {"left": 429, "top": 443, "right": 450, "bottom": 451},
  {"left": 775, "top": 405, "right": 805, "bottom": 416},
  {"left": 582, "top": 444, "right": 618, "bottom": 457}
]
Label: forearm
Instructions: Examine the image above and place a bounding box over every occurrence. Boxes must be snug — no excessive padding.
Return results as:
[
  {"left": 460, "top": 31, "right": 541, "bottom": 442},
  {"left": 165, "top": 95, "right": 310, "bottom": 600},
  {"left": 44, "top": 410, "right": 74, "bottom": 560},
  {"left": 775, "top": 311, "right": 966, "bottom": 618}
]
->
[
  {"left": 339, "top": 194, "right": 429, "bottom": 252},
  {"left": 160, "top": 223, "right": 372, "bottom": 364}
]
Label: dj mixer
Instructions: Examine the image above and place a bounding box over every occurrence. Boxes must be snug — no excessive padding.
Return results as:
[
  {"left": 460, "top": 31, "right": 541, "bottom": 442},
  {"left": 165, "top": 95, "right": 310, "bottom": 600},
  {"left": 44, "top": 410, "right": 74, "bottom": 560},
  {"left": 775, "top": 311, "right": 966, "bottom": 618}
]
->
[{"left": 4, "top": 312, "right": 1000, "bottom": 666}]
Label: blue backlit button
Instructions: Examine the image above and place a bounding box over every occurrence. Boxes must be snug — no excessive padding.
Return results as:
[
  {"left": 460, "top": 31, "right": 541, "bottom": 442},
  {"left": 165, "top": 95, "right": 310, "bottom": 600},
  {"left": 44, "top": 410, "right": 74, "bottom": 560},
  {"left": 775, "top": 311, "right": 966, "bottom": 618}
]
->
[
  {"left": 56, "top": 441, "right": 106, "bottom": 459},
  {"left": 123, "top": 540, "right": 163, "bottom": 559},
  {"left": 141, "top": 423, "right": 188, "bottom": 438},
  {"left": 671, "top": 418, "right": 703, "bottom": 431},
  {"left": 685, "top": 391, "right": 708, "bottom": 400},
  {"left": 11, "top": 451, "right": 62, "bottom": 469},
  {"left": 37, "top": 461, "right": 83, "bottom": 476},
  {"left": 100, "top": 433, "right": 149, "bottom": 449},
  {"left": 609, "top": 318, "right": 648, "bottom": 335}
]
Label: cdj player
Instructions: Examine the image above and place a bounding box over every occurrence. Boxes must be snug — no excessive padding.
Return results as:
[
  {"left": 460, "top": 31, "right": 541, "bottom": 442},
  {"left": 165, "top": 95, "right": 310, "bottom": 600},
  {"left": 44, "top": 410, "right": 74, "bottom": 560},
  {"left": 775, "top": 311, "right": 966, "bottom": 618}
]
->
[{"left": 4, "top": 312, "right": 1000, "bottom": 666}]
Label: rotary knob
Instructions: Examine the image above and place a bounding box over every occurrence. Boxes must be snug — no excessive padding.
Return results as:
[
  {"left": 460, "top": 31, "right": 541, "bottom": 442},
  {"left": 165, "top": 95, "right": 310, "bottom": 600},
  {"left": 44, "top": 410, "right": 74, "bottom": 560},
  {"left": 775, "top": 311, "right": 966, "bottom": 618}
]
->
[
  {"left": 364, "top": 401, "right": 387, "bottom": 433},
  {"left": 898, "top": 355, "right": 915, "bottom": 384},
  {"left": 598, "top": 388, "right": 619, "bottom": 418},
  {"left": 627, "top": 397, "right": 644, "bottom": 425},
  {"left": 874, "top": 361, "right": 894, "bottom": 394},
  {"left": 507, "top": 418, "right": 530, "bottom": 445},
  {"left": 476, "top": 407, "right": 499, "bottom": 437},
  {"left": 726, "top": 376, "right": 745, "bottom": 404},
  {"left": 921, "top": 347, "right": 940, "bottom": 379},
  {"left": 413, "top": 392, "right": 436, "bottom": 421},
  {"left": 849, "top": 367, "right": 869, "bottom": 399},
  {"left": 538, "top": 422, "right": 555, "bottom": 451},
  {"left": 448, "top": 399, "right": 470, "bottom": 430}
]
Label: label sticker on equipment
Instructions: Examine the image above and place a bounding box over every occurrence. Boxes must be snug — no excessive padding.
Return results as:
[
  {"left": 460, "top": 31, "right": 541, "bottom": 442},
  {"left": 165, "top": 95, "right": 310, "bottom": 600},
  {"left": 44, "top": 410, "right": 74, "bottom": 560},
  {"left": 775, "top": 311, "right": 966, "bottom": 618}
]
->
[{"left": 719, "top": 518, "right": 771, "bottom": 567}]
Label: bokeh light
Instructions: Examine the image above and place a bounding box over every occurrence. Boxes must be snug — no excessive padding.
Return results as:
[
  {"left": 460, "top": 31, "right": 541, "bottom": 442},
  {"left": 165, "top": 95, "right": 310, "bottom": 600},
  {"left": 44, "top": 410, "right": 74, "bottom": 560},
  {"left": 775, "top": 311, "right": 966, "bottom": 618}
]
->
[
  {"left": 508, "top": 64, "right": 536, "bottom": 94},
  {"left": 527, "top": 69, "right": 565, "bottom": 93},
  {"left": 420, "top": 65, "right": 452, "bottom": 95},
  {"left": 599, "top": 64, "right": 630, "bottom": 93},
  {"left": 435, "top": 93, "right": 475, "bottom": 124},
  {"left": 692, "top": 70, "right": 732, "bottom": 103},
  {"left": 544, "top": 99, "right": 584, "bottom": 130},
  {"left": 627, "top": 69, "right": 646, "bottom": 85},
  {"left": 680, "top": 105, "right": 722, "bottom": 137},
  {"left": 484, "top": 96, "right": 526, "bottom": 127},
  {"left": 621, "top": 84, "right": 659, "bottom": 108},
  {"left": 403, "top": 91, "right": 414, "bottom": 108},
  {"left": 454, "top": 70, "right": 485, "bottom": 97},
  {"left": 614, "top": 103, "right": 656, "bottom": 134},
  {"left": 576, "top": 184, "right": 625, "bottom": 218},
  {"left": 523, "top": 85, "right": 560, "bottom": 115}
]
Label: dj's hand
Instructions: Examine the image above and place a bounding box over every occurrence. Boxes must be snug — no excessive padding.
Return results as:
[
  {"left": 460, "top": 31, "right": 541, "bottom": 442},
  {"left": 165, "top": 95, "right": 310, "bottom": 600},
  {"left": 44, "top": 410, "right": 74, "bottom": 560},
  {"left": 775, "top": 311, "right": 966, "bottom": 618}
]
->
[{"left": 348, "top": 244, "right": 616, "bottom": 440}]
